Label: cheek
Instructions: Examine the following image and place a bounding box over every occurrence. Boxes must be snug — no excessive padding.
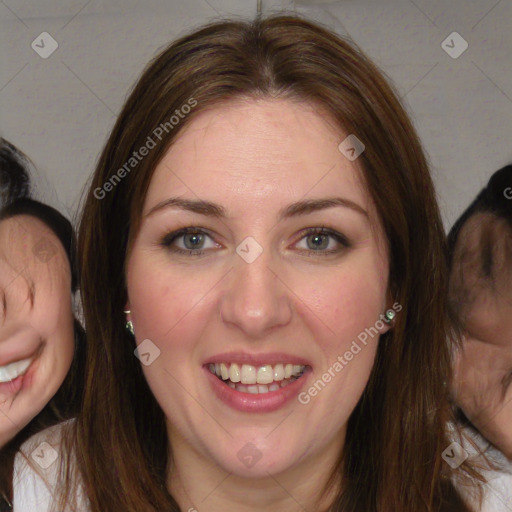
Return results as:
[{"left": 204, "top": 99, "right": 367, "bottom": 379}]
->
[
  {"left": 299, "top": 256, "right": 388, "bottom": 349},
  {"left": 30, "top": 281, "right": 75, "bottom": 381},
  {"left": 35, "top": 304, "right": 75, "bottom": 377},
  {"left": 33, "top": 284, "right": 74, "bottom": 340},
  {"left": 129, "top": 267, "right": 204, "bottom": 336},
  {"left": 127, "top": 257, "right": 216, "bottom": 370}
]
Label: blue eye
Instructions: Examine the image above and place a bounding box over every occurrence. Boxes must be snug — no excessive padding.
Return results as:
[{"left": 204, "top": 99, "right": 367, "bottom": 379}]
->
[
  {"left": 160, "top": 226, "right": 350, "bottom": 257},
  {"left": 296, "top": 227, "right": 350, "bottom": 256},
  {"left": 160, "top": 227, "right": 216, "bottom": 256}
]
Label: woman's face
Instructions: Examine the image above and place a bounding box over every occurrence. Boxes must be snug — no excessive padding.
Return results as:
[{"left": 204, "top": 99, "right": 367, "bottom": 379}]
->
[
  {"left": 125, "top": 98, "right": 391, "bottom": 479},
  {"left": 0, "top": 214, "right": 74, "bottom": 447},
  {"left": 451, "top": 212, "right": 512, "bottom": 459}
]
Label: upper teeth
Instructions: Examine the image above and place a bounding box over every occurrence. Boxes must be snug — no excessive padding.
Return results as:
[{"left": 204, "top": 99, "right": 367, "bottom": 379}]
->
[
  {"left": 0, "top": 357, "right": 32, "bottom": 383},
  {"left": 209, "top": 363, "right": 305, "bottom": 384}
]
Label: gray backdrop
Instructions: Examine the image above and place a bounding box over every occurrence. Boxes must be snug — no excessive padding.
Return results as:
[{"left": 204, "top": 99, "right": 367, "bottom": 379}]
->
[{"left": 1, "top": 0, "right": 511, "bottom": 229}]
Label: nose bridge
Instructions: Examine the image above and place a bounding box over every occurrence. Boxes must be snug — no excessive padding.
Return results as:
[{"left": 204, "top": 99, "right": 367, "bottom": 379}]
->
[{"left": 220, "top": 238, "right": 292, "bottom": 337}]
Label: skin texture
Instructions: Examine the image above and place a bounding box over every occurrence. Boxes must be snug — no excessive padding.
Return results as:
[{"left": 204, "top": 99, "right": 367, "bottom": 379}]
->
[
  {"left": 451, "top": 212, "right": 512, "bottom": 460},
  {"left": 0, "top": 214, "right": 74, "bottom": 447},
  {"left": 125, "top": 98, "right": 392, "bottom": 511}
]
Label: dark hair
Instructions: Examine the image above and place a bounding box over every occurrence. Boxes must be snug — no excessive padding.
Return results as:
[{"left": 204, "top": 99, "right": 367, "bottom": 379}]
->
[
  {"left": 64, "top": 13, "right": 484, "bottom": 511},
  {"left": 0, "top": 139, "right": 31, "bottom": 207},
  {"left": 447, "top": 164, "right": 512, "bottom": 329},
  {"left": 0, "top": 139, "right": 85, "bottom": 507}
]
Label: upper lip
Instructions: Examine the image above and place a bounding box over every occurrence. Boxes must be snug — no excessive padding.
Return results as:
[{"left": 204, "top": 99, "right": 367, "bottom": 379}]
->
[
  {"left": 0, "top": 325, "right": 43, "bottom": 367},
  {"left": 0, "top": 352, "right": 35, "bottom": 368},
  {"left": 204, "top": 351, "right": 312, "bottom": 368},
  {"left": 0, "top": 342, "right": 43, "bottom": 368}
]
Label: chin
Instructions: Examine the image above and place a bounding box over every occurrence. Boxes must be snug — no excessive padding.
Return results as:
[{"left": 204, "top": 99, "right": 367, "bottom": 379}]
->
[{"left": 206, "top": 435, "right": 306, "bottom": 478}]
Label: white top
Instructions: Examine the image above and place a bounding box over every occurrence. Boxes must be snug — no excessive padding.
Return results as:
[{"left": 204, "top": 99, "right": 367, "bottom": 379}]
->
[
  {"left": 12, "top": 420, "right": 512, "bottom": 511},
  {"left": 449, "top": 422, "right": 512, "bottom": 511},
  {"left": 12, "top": 420, "right": 88, "bottom": 512}
]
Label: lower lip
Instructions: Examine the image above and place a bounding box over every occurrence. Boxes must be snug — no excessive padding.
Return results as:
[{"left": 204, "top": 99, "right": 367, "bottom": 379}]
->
[
  {"left": 0, "top": 356, "right": 39, "bottom": 398},
  {"left": 204, "top": 366, "right": 312, "bottom": 413},
  {"left": 0, "top": 374, "right": 25, "bottom": 396}
]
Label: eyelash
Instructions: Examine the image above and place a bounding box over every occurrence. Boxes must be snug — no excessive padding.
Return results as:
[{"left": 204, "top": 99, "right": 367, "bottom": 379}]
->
[{"left": 159, "top": 226, "right": 351, "bottom": 257}]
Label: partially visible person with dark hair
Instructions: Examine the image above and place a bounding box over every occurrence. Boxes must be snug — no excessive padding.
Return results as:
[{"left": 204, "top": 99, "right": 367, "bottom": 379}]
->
[
  {"left": 0, "top": 140, "right": 30, "bottom": 208},
  {"left": 448, "top": 164, "right": 512, "bottom": 507},
  {"left": 0, "top": 138, "right": 85, "bottom": 511}
]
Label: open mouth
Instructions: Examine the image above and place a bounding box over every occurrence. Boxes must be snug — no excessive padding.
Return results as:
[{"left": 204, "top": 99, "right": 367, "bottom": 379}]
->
[
  {"left": 207, "top": 362, "right": 310, "bottom": 394},
  {"left": 0, "top": 357, "right": 34, "bottom": 384},
  {"left": 0, "top": 343, "right": 43, "bottom": 396}
]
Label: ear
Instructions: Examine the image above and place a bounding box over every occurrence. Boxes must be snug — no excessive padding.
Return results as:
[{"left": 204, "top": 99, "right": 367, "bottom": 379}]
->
[{"left": 124, "top": 301, "right": 131, "bottom": 317}]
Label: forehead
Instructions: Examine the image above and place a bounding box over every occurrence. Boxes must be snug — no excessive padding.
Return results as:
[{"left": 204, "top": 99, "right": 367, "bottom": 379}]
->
[
  {"left": 0, "top": 215, "right": 69, "bottom": 278},
  {"left": 144, "top": 98, "right": 376, "bottom": 222}
]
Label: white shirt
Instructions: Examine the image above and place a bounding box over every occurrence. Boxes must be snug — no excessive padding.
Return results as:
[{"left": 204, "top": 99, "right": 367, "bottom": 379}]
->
[
  {"left": 450, "top": 423, "right": 512, "bottom": 511},
  {"left": 12, "top": 420, "right": 88, "bottom": 512}
]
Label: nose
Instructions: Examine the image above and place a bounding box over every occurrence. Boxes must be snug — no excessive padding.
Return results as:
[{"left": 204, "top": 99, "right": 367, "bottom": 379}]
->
[{"left": 219, "top": 246, "right": 293, "bottom": 339}]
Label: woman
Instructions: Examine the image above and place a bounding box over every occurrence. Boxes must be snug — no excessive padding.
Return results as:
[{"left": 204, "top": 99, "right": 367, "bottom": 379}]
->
[
  {"left": 0, "top": 139, "right": 85, "bottom": 510},
  {"left": 447, "top": 164, "right": 512, "bottom": 507},
  {"left": 13, "top": 14, "right": 487, "bottom": 511}
]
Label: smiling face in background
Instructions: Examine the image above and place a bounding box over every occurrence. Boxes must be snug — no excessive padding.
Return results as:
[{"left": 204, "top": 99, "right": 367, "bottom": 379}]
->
[
  {"left": 125, "top": 98, "right": 391, "bottom": 507},
  {"left": 0, "top": 214, "right": 74, "bottom": 447}
]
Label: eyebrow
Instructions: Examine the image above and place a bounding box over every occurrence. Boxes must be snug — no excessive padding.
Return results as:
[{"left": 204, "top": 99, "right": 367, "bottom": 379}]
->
[{"left": 145, "top": 196, "right": 368, "bottom": 220}]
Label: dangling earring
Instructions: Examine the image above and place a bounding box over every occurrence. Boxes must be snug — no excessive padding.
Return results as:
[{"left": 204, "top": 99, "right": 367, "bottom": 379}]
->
[
  {"left": 124, "top": 310, "right": 134, "bottom": 335},
  {"left": 383, "top": 309, "right": 396, "bottom": 324}
]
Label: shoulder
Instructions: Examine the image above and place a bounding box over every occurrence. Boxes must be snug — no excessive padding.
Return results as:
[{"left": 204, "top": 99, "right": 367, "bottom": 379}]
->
[
  {"left": 12, "top": 419, "right": 87, "bottom": 512},
  {"left": 448, "top": 422, "right": 512, "bottom": 511}
]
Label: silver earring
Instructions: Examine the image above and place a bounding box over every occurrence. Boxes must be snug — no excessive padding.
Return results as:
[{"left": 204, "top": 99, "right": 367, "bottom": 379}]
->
[
  {"left": 124, "top": 310, "right": 134, "bottom": 335},
  {"left": 383, "top": 309, "right": 396, "bottom": 324}
]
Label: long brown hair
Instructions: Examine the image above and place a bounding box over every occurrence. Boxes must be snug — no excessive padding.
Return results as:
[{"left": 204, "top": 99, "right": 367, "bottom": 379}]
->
[{"left": 62, "top": 13, "right": 485, "bottom": 511}]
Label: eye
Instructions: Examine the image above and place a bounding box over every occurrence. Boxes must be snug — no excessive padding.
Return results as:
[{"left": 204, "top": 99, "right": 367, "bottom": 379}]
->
[
  {"left": 294, "top": 227, "right": 351, "bottom": 256},
  {"left": 160, "top": 227, "right": 218, "bottom": 256}
]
